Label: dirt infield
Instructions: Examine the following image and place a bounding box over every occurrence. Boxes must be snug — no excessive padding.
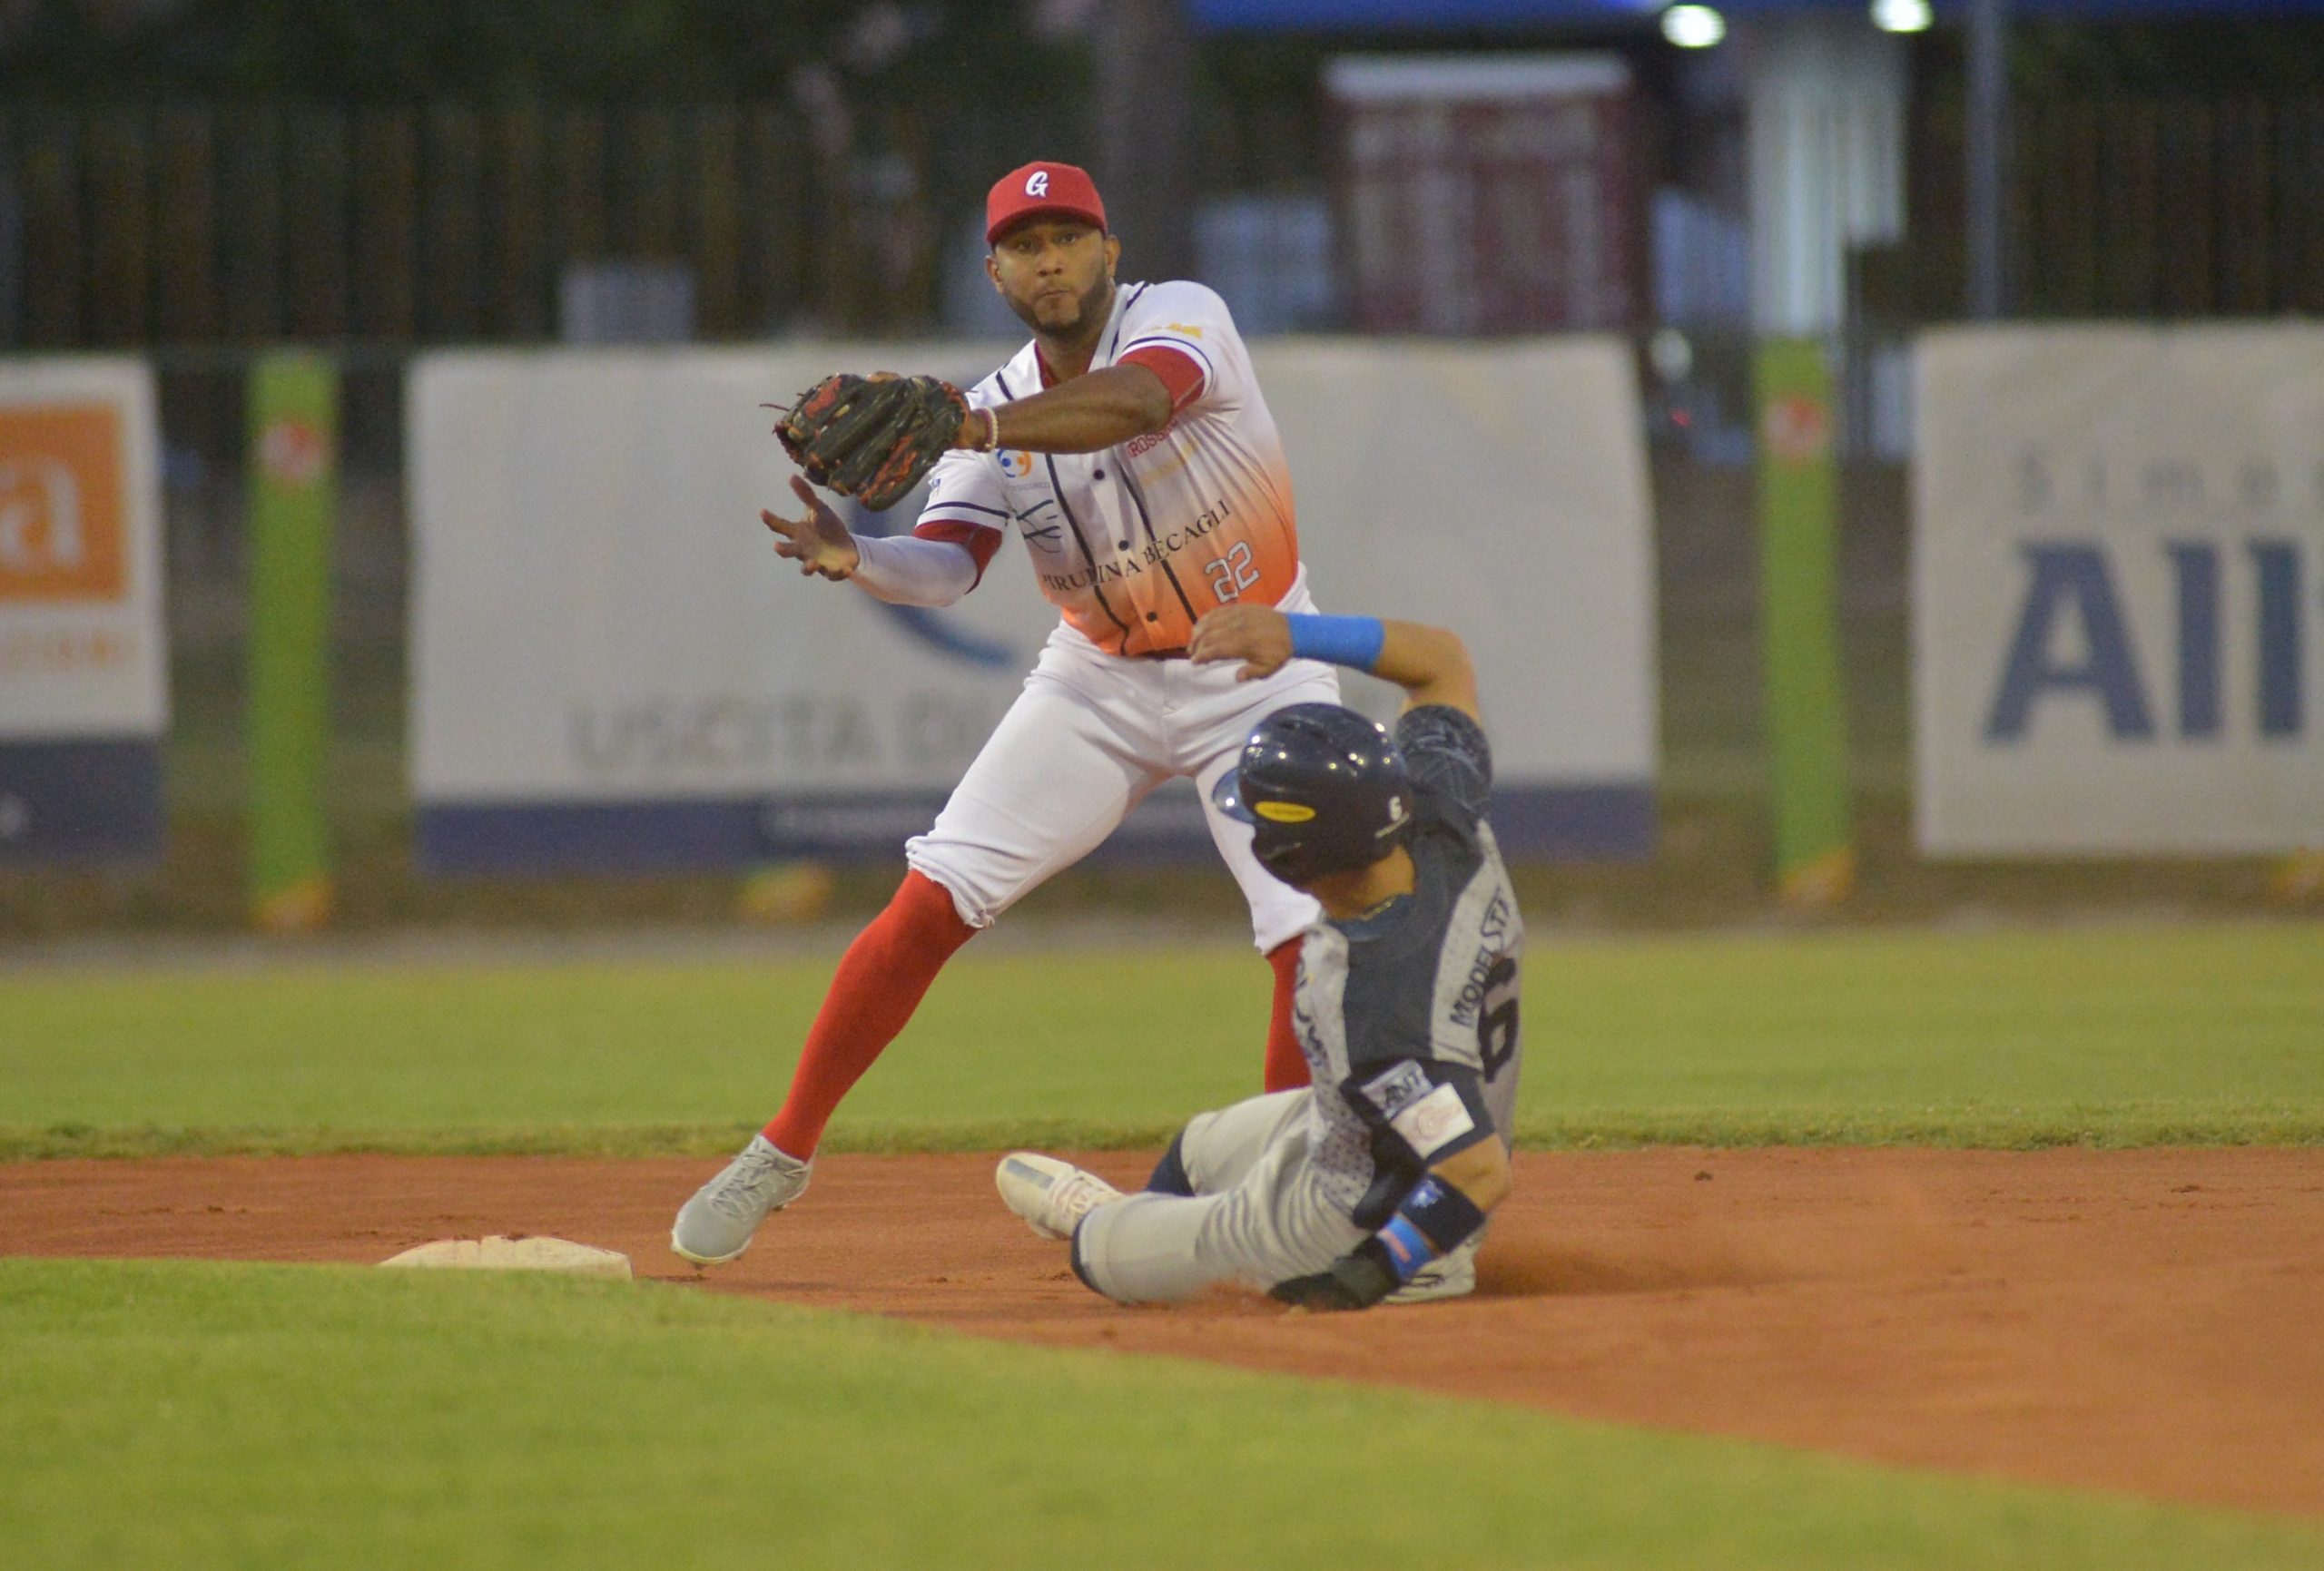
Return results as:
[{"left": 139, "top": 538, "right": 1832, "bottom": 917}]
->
[{"left": 5, "top": 1146, "right": 2319, "bottom": 1517}]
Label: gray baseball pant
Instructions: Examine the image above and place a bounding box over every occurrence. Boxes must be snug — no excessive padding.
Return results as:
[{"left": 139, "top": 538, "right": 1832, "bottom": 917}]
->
[{"left": 1072, "top": 1088, "right": 1367, "bottom": 1304}]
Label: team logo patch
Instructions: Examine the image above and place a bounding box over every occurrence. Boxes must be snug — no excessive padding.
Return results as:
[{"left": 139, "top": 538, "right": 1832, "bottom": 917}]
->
[
  {"left": 1253, "top": 800, "right": 1315, "bottom": 823},
  {"left": 1026, "top": 171, "right": 1050, "bottom": 197},
  {"left": 1390, "top": 1083, "right": 1477, "bottom": 1161},
  {"left": 1357, "top": 1060, "right": 1432, "bottom": 1120}
]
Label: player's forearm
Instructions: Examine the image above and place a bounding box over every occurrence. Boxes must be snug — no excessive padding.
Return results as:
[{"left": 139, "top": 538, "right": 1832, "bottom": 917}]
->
[
  {"left": 847, "top": 534, "right": 977, "bottom": 607},
  {"left": 1429, "top": 1134, "right": 1512, "bottom": 1216},
  {"left": 1266, "top": 614, "right": 1480, "bottom": 720},
  {"left": 1369, "top": 621, "right": 1480, "bottom": 720},
  {"left": 971, "top": 365, "right": 1172, "bottom": 455}
]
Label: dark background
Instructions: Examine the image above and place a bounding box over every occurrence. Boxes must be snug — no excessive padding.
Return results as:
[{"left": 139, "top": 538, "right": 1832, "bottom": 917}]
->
[{"left": 1, "top": 0, "right": 2316, "bottom": 933}]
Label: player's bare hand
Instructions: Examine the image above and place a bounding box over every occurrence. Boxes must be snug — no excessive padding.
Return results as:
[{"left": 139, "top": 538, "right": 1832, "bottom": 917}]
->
[
  {"left": 1190, "top": 604, "right": 1292, "bottom": 682},
  {"left": 761, "top": 474, "right": 861, "bottom": 581}
]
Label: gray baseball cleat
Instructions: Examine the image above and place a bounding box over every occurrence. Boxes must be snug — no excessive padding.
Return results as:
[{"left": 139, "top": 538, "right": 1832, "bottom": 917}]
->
[
  {"left": 995, "top": 1152, "right": 1123, "bottom": 1241},
  {"left": 671, "top": 1134, "right": 812, "bottom": 1265}
]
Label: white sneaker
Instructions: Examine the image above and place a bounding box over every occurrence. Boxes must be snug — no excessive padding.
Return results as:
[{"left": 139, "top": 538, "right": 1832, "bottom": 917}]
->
[
  {"left": 995, "top": 1153, "right": 1123, "bottom": 1241},
  {"left": 670, "top": 1134, "right": 812, "bottom": 1265},
  {"left": 1384, "top": 1236, "right": 1479, "bottom": 1305}
]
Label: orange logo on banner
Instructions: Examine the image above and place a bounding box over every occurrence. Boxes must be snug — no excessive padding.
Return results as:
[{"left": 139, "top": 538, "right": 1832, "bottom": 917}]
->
[{"left": 0, "top": 405, "right": 126, "bottom": 603}]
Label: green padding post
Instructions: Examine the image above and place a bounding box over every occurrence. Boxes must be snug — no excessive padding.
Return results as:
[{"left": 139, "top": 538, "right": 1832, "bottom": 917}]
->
[
  {"left": 246, "top": 352, "right": 338, "bottom": 931},
  {"left": 1754, "top": 339, "right": 1854, "bottom": 907}
]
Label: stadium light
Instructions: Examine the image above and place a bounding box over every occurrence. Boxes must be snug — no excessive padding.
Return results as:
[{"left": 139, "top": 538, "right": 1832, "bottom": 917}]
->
[
  {"left": 1660, "top": 5, "right": 1726, "bottom": 48},
  {"left": 1871, "top": 0, "right": 1933, "bottom": 31}
]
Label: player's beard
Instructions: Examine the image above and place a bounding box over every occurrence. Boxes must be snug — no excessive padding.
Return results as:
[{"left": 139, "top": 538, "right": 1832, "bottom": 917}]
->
[{"left": 1009, "top": 270, "right": 1113, "bottom": 344}]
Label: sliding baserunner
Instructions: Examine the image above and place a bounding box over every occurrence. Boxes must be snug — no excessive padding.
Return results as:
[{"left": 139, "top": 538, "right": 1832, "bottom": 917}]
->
[{"left": 997, "top": 604, "right": 1524, "bottom": 1307}]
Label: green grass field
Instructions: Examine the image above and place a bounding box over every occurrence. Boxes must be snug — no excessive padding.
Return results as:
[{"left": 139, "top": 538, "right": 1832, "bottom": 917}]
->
[
  {"left": 3, "top": 921, "right": 2318, "bottom": 1156},
  {"left": 5, "top": 1259, "right": 2319, "bottom": 1571},
  {"left": 3, "top": 919, "right": 2319, "bottom": 1568}
]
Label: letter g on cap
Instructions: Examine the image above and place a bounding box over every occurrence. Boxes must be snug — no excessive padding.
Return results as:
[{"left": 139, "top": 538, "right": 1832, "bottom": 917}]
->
[{"left": 1027, "top": 170, "right": 1050, "bottom": 197}]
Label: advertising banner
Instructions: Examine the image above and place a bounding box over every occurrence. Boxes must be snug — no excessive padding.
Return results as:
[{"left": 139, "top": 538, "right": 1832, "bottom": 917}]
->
[
  {"left": 0, "top": 359, "right": 166, "bottom": 862},
  {"left": 409, "top": 339, "right": 1656, "bottom": 871},
  {"left": 1915, "top": 326, "right": 2324, "bottom": 855}
]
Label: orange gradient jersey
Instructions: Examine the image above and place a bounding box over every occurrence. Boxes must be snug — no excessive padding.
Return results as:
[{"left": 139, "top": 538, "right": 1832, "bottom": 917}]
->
[{"left": 913, "top": 281, "right": 1302, "bottom": 656}]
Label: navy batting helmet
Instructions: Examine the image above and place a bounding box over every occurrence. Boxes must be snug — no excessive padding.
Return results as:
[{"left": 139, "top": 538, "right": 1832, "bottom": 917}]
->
[{"left": 1211, "top": 702, "right": 1415, "bottom": 887}]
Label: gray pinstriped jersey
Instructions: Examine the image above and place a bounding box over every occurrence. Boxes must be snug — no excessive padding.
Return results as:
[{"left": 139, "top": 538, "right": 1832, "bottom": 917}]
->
[{"left": 1288, "top": 706, "right": 1526, "bottom": 1215}]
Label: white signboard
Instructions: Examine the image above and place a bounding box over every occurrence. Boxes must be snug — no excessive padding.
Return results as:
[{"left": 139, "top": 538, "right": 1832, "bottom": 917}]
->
[
  {"left": 409, "top": 339, "right": 1656, "bottom": 869},
  {"left": 0, "top": 358, "right": 166, "bottom": 860},
  {"left": 1915, "top": 326, "right": 2324, "bottom": 855}
]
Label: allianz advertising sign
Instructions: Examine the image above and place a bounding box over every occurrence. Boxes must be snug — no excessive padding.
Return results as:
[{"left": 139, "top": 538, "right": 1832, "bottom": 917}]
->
[{"left": 1914, "top": 327, "right": 2324, "bottom": 855}]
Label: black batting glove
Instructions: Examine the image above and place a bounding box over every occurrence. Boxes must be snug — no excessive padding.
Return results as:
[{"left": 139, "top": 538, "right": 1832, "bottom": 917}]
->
[{"left": 1269, "top": 1238, "right": 1401, "bottom": 1312}]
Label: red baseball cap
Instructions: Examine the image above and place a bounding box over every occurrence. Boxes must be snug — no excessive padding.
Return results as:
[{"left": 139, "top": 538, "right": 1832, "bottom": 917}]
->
[{"left": 986, "top": 162, "right": 1107, "bottom": 245}]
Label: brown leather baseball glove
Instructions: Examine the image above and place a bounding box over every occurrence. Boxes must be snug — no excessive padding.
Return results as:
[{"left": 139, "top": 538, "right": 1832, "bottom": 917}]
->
[{"left": 773, "top": 372, "right": 969, "bottom": 512}]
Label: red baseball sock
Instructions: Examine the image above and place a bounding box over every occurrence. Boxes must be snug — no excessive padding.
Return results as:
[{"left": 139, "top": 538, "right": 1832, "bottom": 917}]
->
[
  {"left": 763, "top": 869, "right": 977, "bottom": 1159},
  {"left": 1262, "top": 938, "right": 1310, "bottom": 1092}
]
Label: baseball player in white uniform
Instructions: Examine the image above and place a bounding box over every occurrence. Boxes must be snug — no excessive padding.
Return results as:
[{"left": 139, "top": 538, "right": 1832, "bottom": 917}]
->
[{"left": 673, "top": 160, "right": 1339, "bottom": 1266}]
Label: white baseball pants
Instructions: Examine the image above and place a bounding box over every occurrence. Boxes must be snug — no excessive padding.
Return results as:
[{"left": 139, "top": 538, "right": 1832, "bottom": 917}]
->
[{"left": 903, "top": 618, "right": 1338, "bottom": 955}]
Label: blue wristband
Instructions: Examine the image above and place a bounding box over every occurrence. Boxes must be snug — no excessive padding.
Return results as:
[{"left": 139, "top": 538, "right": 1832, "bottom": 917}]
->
[
  {"left": 1374, "top": 1214, "right": 1439, "bottom": 1283},
  {"left": 1284, "top": 613, "right": 1385, "bottom": 673},
  {"left": 1370, "top": 1176, "right": 1492, "bottom": 1285}
]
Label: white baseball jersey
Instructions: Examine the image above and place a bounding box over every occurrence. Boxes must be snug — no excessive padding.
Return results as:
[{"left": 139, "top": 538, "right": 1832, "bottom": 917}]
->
[{"left": 912, "top": 280, "right": 1301, "bottom": 658}]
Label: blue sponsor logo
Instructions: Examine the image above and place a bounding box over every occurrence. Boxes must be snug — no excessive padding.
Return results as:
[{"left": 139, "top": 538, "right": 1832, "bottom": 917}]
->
[{"left": 1987, "top": 539, "right": 2307, "bottom": 742}]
